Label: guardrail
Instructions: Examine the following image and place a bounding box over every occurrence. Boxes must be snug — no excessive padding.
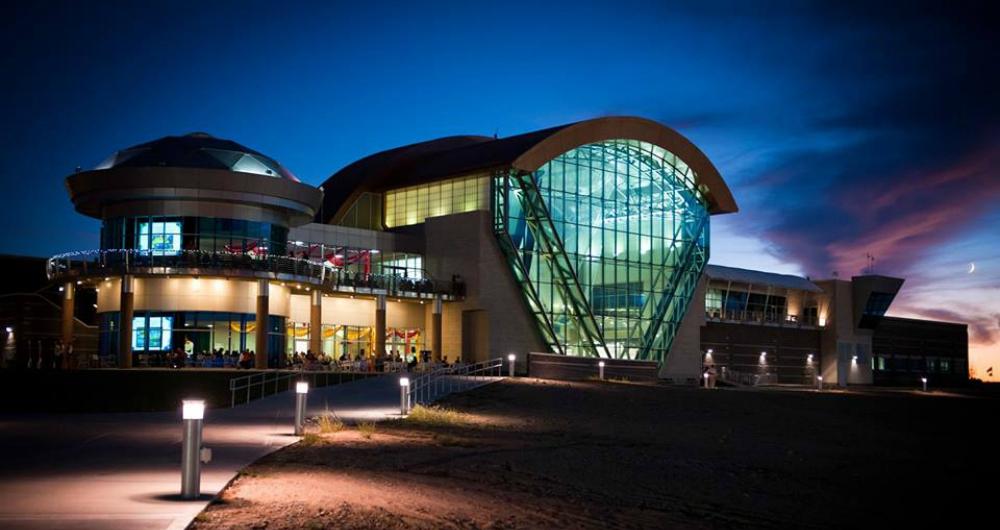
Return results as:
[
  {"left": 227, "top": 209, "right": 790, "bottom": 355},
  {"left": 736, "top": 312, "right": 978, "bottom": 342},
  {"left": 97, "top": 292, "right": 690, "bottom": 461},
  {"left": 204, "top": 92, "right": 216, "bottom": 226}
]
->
[
  {"left": 406, "top": 357, "right": 505, "bottom": 408},
  {"left": 719, "top": 367, "right": 778, "bottom": 387},
  {"left": 47, "top": 249, "right": 463, "bottom": 299},
  {"left": 229, "top": 369, "right": 378, "bottom": 407}
]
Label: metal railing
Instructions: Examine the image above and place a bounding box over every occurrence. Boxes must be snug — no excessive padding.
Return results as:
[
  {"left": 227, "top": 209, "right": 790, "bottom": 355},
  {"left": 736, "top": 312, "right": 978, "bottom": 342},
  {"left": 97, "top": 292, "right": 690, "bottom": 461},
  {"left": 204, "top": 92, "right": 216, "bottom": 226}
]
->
[
  {"left": 719, "top": 367, "right": 779, "bottom": 387},
  {"left": 229, "top": 369, "right": 377, "bottom": 407},
  {"left": 406, "top": 357, "right": 505, "bottom": 408},
  {"left": 46, "top": 249, "right": 464, "bottom": 299}
]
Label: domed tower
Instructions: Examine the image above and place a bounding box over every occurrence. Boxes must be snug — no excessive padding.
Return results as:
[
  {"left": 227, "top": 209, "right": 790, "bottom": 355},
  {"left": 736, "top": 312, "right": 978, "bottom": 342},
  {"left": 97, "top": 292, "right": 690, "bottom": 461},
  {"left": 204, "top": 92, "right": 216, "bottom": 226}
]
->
[{"left": 52, "top": 133, "right": 323, "bottom": 368}]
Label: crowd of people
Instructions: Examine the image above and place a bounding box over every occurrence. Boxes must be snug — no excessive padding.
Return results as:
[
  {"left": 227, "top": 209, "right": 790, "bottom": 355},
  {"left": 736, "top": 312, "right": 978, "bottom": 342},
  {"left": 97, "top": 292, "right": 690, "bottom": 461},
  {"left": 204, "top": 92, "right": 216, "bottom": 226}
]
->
[{"left": 6, "top": 339, "right": 79, "bottom": 370}]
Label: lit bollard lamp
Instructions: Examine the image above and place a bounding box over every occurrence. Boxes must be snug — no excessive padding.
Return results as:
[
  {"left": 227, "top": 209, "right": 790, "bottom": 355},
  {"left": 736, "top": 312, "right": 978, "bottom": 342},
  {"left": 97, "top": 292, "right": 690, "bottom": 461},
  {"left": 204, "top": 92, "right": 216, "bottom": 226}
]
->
[
  {"left": 816, "top": 375, "right": 823, "bottom": 391},
  {"left": 921, "top": 377, "right": 928, "bottom": 393},
  {"left": 507, "top": 353, "right": 516, "bottom": 377},
  {"left": 399, "top": 376, "right": 410, "bottom": 415},
  {"left": 294, "top": 381, "right": 309, "bottom": 436},
  {"left": 181, "top": 399, "right": 207, "bottom": 499},
  {"left": 598, "top": 360, "right": 605, "bottom": 381},
  {"left": 703, "top": 372, "right": 710, "bottom": 389}
]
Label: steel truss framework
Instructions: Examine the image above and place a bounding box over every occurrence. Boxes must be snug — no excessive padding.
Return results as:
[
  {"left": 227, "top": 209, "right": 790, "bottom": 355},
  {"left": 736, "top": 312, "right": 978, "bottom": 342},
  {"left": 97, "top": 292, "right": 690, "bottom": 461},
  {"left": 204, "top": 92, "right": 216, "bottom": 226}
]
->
[{"left": 493, "top": 139, "right": 710, "bottom": 363}]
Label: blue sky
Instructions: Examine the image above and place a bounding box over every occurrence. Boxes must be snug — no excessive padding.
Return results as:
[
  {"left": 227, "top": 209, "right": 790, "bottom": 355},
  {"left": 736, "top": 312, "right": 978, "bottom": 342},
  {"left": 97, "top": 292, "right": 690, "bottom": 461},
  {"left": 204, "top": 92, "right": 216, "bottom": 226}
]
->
[{"left": 2, "top": 0, "right": 997, "bottom": 377}]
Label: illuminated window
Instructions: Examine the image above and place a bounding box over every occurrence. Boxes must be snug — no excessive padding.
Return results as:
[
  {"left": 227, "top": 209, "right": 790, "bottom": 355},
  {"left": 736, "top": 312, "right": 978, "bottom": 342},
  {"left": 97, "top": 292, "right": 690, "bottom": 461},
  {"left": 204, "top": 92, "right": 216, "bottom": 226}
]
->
[
  {"left": 133, "top": 315, "right": 173, "bottom": 351},
  {"left": 384, "top": 174, "right": 490, "bottom": 228},
  {"left": 495, "top": 139, "right": 710, "bottom": 362},
  {"left": 138, "top": 221, "right": 182, "bottom": 255}
]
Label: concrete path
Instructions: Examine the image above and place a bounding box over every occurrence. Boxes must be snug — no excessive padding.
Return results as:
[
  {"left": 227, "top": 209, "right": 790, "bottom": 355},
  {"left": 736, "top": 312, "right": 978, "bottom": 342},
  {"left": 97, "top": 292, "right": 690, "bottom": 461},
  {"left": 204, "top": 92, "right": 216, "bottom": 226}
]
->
[{"left": 0, "top": 374, "right": 403, "bottom": 530}]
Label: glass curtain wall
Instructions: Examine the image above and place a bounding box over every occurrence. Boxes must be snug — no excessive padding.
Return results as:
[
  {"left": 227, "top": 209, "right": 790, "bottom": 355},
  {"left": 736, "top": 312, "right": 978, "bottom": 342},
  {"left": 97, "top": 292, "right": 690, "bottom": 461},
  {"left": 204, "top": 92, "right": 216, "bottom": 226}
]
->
[
  {"left": 101, "top": 216, "right": 289, "bottom": 255},
  {"left": 494, "top": 139, "right": 709, "bottom": 362},
  {"left": 99, "top": 311, "right": 285, "bottom": 366},
  {"left": 384, "top": 174, "right": 490, "bottom": 228}
]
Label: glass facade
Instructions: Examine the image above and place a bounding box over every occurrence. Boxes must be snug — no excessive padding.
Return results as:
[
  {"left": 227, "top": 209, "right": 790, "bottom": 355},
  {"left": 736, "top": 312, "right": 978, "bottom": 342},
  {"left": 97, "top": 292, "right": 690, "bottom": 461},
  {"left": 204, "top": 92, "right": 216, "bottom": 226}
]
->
[
  {"left": 494, "top": 139, "right": 709, "bottom": 362},
  {"left": 99, "top": 311, "right": 286, "bottom": 367},
  {"left": 284, "top": 323, "right": 422, "bottom": 359},
  {"left": 384, "top": 174, "right": 490, "bottom": 228},
  {"left": 101, "top": 216, "right": 289, "bottom": 256},
  {"left": 336, "top": 192, "right": 384, "bottom": 230}
]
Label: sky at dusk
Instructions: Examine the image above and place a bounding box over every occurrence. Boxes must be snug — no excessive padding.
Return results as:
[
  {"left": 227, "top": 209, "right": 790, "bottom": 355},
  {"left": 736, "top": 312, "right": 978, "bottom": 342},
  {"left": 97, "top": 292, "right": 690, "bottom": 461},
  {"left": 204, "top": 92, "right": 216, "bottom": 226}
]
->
[{"left": 2, "top": 1, "right": 997, "bottom": 378}]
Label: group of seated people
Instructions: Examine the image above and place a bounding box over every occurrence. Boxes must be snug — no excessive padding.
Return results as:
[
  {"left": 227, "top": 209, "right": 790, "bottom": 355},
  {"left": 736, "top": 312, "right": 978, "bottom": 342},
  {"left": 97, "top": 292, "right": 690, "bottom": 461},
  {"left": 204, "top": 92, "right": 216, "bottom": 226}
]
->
[
  {"left": 155, "top": 346, "right": 463, "bottom": 372},
  {"left": 165, "top": 348, "right": 257, "bottom": 369}
]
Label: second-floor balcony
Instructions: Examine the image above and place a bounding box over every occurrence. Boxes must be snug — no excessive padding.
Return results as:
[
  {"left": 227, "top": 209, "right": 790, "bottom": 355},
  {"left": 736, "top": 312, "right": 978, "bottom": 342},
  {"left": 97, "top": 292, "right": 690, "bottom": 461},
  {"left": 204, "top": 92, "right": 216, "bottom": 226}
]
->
[
  {"left": 706, "top": 309, "right": 820, "bottom": 328},
  {"left": 46, "top": 249, "right": 464, "bottom": 300}
]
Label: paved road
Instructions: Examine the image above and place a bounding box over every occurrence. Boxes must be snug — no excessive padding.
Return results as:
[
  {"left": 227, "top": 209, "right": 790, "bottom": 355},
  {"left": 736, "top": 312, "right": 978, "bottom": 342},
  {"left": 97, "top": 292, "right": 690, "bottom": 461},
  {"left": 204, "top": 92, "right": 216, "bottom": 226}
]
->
[{"left": 0, "top": 374, "right": 403, "bottom": 530}]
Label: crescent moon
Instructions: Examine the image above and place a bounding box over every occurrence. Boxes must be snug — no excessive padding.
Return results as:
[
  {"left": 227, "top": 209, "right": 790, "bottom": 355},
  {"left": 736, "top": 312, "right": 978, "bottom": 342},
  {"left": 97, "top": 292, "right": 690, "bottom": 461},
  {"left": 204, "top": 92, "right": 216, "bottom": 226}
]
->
[{"left": 968, "top": 262, "right": 976, "bottom": 274}]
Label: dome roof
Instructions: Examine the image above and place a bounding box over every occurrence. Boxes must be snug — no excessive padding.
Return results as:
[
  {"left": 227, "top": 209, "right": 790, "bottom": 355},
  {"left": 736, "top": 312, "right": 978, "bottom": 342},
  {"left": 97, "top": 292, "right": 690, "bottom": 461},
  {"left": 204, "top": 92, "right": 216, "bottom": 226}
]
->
[{"left": 94, "top": 132, "right": 300, "bottom": 182}]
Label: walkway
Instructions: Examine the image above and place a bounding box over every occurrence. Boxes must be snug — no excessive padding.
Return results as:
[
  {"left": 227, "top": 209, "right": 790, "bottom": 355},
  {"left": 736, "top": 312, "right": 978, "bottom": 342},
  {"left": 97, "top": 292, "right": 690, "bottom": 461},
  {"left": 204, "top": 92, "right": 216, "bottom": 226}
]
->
[{"left": 0, "top": 375, "right": 403, "bottom": 530}]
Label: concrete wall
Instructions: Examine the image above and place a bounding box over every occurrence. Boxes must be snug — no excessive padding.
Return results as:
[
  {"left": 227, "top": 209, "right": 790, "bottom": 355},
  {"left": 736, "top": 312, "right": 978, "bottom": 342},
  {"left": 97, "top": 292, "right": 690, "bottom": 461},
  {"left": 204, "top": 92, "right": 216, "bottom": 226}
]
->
[
  {"left": 289, "top": 222, "right": 423, "bottom": 254},
  {"left": 659, "top": 275, "right": 707, "bottom": 384},
  {"left": 98, "top": 277, "right": 291, "bottom": 317},
  {"left": 815, "top": 279, "right": 874, "bottom": 386},
  {"left": 422, "top": 210, "right": 547, "bottom": 369}
]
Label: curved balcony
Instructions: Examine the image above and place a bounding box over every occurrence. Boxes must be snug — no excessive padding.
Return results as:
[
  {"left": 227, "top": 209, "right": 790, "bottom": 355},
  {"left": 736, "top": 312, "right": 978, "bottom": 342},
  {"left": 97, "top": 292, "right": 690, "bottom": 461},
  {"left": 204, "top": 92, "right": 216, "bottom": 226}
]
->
[{"left": 47, "top": 249, "right": 463, "bottom": 300}]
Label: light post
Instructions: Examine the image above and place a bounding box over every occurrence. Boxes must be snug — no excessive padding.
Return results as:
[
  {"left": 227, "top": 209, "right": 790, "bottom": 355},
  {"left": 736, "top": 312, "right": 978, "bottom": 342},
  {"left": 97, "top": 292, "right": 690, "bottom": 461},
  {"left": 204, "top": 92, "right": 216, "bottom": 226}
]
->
[
  {"left": 181, "top": 400, "right": 205, "bottom": 499},
  {"left": 294, "top": 381, "right": 308, "bottom": 436},
  {"left": 507, "top": 353, "right": 516, "bottom": 377},
  {"left": 399, "top": 376, "right": 410, "bottom": 415},
  {"left": 816, "top": 375, "right": 823, "bottom": 391},
  {"left": 598, "top": 360, "right": 605, "bottom": 381},
  {"left": 921, "top": 377, "right": 928, "bottom": 393}
]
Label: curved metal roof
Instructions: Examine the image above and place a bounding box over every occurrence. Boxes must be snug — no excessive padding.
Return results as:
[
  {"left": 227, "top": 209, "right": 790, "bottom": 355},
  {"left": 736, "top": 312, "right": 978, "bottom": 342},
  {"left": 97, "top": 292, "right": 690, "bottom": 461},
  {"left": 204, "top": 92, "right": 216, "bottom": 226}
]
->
[
  {"left": 317, "top": 116, "right": 738, "bottom": 223},
  {"left": 705, "top": 265, "right": 822, "bottom": 292},
  {"left": 95, "top": 132, "right": 300, "bottom": 182}
]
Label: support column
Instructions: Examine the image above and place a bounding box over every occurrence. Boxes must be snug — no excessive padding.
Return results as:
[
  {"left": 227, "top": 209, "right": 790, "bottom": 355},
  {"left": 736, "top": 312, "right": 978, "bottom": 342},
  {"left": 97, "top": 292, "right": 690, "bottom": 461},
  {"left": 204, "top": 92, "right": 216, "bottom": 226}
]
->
[
  {"left": 375, "top": 294, "right": 386, "bottom": 359},
  {"left": 310, "top": 290, "right": 322, "bottom": 355},
  {"left": 61, "top": 282, "right": 75, "bottom": 353},
  {"left": 118, "top": 275, "right": 134, "bottom": 369},
  {"left": 255, "top": 280, "right": 269, "bottom": 369},
  {"left": 431, "top": 296, "right": 443, "bottom": 363}
]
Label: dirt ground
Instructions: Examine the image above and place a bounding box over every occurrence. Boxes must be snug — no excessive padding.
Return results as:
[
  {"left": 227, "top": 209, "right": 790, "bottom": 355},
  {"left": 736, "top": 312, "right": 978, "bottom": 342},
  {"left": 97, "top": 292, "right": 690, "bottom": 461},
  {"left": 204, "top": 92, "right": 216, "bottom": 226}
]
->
[{"left": 191, "top": 379, "right": 994, "bottom": 529}]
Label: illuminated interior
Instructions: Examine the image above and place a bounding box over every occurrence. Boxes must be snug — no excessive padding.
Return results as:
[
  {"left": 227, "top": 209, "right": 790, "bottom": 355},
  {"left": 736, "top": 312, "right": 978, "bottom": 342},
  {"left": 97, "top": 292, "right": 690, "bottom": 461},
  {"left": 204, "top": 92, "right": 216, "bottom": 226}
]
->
[
  {"left": 494, "top": 139, "right": 709, "bottom": 361},
  {"left": 384, "top": 173, "right": 490, "bottom": 228}
]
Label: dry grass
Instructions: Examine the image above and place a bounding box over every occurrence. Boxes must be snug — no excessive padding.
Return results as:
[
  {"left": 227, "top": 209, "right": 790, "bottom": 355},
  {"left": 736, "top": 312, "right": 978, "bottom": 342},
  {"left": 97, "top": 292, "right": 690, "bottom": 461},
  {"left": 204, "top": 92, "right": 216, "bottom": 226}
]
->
[
  {"left": 316, "top": 413, "right": 344, "bottom": 434},
  {"left": 357, "top": 421, "right": 376, "bottom": 439},
  {"left": 300, "top": 433, "right": 322, "bottom": 446},
  {"left": 405, "top": 404, "right": 469, "bottom": 427}
]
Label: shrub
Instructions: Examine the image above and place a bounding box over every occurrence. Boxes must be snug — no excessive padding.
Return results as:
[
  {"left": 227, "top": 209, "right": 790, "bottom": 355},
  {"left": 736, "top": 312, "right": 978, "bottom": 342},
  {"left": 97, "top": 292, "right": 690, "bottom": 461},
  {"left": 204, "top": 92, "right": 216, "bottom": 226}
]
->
[
  {"left": 317, "top": 413, "right": 344, "bottom": 433},
  {"left": 358, "top": 421, "right": 376, "bottom": 439},
  {"left": 406, "top": 404, "right": 468, "bottom": 427}
]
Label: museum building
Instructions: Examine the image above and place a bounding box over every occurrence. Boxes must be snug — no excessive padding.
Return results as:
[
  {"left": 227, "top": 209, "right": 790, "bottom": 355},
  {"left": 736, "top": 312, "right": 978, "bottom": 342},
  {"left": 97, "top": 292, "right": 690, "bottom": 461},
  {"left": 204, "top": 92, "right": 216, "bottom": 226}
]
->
[{"left": 38, "top": 116, "right": 968, "bottom": 386}]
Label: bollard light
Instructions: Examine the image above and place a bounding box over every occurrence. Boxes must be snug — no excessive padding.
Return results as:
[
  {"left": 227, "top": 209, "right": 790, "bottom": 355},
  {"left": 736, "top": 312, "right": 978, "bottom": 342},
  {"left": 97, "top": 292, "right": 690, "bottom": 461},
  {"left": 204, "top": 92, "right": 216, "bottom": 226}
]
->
[
  {"left": 180, "top": 399, "right": 205, "bottom": 499},
  {"left": 399, "top": 376, "right": 410, "bottom": 415},
  {"left": 703, "top": 372, "right": 710, "bottom": 389},
  {"left": 816, "top": 375, "right": 823, "bottom": 391},
  {"left": 507, "top": 353, "right": 516, "bottom": 377},
  {"left": 598, "top": 360, "right": 605, "bottom": 381},
  {"left": 921, "top": 377, "right": 928, "bottom": 392},
  {"left": 182, "top": 399, "right": 205, "bottom": 420},
  {"left": 294, "top": 381, "right": 308, "bottom": 436}
]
